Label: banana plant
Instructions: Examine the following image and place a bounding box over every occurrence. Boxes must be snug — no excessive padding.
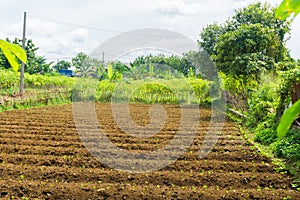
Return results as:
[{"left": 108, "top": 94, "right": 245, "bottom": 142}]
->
[
  {"left": 0, "top": 39, "right": 27, "bottom": 71},
  {"left": 277, "top": 100, "right": 300, "bottom": 138},
  {"left": 276, "top": 0, "right": 300, "bottom": 138},
  {"left": 276, "top": 0, "right": 300, "bottom": 20}
]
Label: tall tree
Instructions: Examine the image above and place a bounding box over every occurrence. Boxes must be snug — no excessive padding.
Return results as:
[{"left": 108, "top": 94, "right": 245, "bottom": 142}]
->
[
  {"left": 198, "top": 23, "right": 225, "bottom": 56},
  {"left": 53, "top": 60, "right": 71, "bottom": 72},
  {"left": 130, "top": 55, "right": 191, "bottom": 77},
  {"left": 72, "top": 52, "right": 103, "bottom": 78},
  {"left": 199, "top": 2, "right": 291, "bottom": 79},
  {"left": 229, "top": 2, "right": 290, "bottom": 43},
  {"left": 26, "top": 56, "right": 53, "bottom": 74},
  {"left": 72, "top": 52, "right": 90, "bottom": 77},
  {"left": 214, "top": 24, "right": 281, "bottom": 79}
]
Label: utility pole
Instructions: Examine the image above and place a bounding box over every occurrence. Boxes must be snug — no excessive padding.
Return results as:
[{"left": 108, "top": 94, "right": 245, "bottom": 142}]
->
[{"left": 20, "top": 11, "right": 26, "bottom": 94}]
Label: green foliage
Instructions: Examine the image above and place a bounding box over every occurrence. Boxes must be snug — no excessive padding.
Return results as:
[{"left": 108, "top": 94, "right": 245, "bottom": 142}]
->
[
  {"left": 130, "top": 82, "right": 178, "bottom": 104},
  {"left": 221, "top": 73, "right": 257, "bottom": 95},
  {"left": 214, "top": 24, "right": 280, "bottom": 79},
  {"left": 276, "top": 61, "right": 297, "bottom": 71},
  {"left": 53, "top": 60, "right": 71, "bottom": 72},
  {"left": 107, "top": 63, "right": 113, "bottom": 80},
  {"left": 275, "top": 63, "right": 300, "bottom": 143},
  {"left": 96, "top": 80, "right": 116, "bottom": 101},
  {"left": 130, "top": 54, "right": 192, "bottom": 77},
  {"left": 220, "top": 73, "right": 258, "bottom": 112},
  {"left": 189, "top": 78, "right": 212, "bottom": 104},
  {"left": 27, "top": 56, "right": 53, "bottom": 74},
  {"left": 72, "top": 78, "right": 98, "bottom": 102},
  {"left": 183, "top": 50, "right": 217, "bottom": 80},
  {"left": 112, "top": 61, "right": 130, "bottom": 74},
  {"left": 230, "top": 2, "right": 290, "bottom": 43},
  {"left": 198, "top": 23, "right": 225, "bottom": 56},
  {"left": 243, "top": 81, "right": 280, "bottom": 145},
  {"left": 276, "top": 0, "right": 300, "bottom": 20},
  {"left": 272, "top": 129, "right": 300, "bottom": 161},
  {"left": 11, "top": 38, "right": 51, "bottom": 74},
  {"left": 99, "top": 62, "right": 124, "bottom": 81},
  {"left": 72, "top": 52, "right": 90, "bottom": 77},
  {"left": 0, "top": 69, "right": 74, "bottom": 95},
  {"left": 275, "top": 0, "right": 300, "bottom": 142},
  {"left": 72, "top": 52, "right": 103, "bottom": 78},
  {"left": 254, "top": 118, "right": 278, "bottom": 145},
  {"left": 247, "top": 83, "right": 280, "bottom": 128},
  {"left": 277, "top": 100, "right": 300, "bottom": 138},
  {"left": 72, "top": 52, "right": 88, "bottom": 69},
  {"left": 0, "top": 39, "right": 27, "bottom": 71},
  {"left": 95, "top": 78, "right": 211, "bottom": 105},
  {"left": 280, "top": 66, "right": 300, "bottom": 99},
  {"left": 199, "top": 2, "right": 290, "bottom": 79}
]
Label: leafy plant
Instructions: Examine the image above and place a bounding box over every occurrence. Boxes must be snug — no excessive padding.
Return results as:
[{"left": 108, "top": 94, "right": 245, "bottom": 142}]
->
[
  {"left": 276, "top": 0, "right": 300, "bottom": 20},
  {"left": 107, "top": 63, "right": 113, "bottom": 80},
  {"left": 275, "top": 0, "right": 300, "bottom": 140},
  {"left": 0, "top": 39, "right": 27, "bottom": 71},
  {"left": 277, "top": 99, "right": 300, "bottom": 138},
  {"left": 273, "top": 129, "right": 300, "bottom": 161}
]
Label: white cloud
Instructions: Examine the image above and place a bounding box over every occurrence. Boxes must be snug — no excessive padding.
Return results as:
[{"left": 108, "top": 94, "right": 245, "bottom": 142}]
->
[{"left": 0, "top": 0, "right": 299, "bottom": 60}]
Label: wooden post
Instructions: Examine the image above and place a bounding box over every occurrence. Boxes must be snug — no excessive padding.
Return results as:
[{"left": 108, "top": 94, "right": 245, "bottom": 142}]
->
[{"left": 20, "top": 12, "right": 27, "bottom": 94}]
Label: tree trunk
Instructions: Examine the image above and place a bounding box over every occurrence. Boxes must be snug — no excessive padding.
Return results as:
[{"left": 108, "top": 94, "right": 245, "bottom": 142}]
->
[{"left": 290, "top": 83, "right": 300, "bottom": 104}]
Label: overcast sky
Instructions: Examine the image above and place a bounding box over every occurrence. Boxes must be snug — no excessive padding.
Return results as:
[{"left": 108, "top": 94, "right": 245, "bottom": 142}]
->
[{"left": 1, "top": 0, "right": 299, "bottom": 62}]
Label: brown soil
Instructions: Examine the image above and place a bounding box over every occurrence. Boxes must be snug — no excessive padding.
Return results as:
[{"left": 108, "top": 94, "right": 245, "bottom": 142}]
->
[{"left": 0, "top": 103, "right": 299, "bottom": 199}]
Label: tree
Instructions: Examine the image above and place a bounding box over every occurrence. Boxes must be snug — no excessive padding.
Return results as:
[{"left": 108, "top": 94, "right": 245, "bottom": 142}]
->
[
  {"left": 72, "top": 52, "right": 103, "bottom": 78},
  {"left": 199, "top": 2, "right": 291, "bottom": 79},
  {"left": 229, "top": 2, "right": 290, "bottom": 43},
  {"left": 130, "top": 55, "right": 190, "bottom": 77},
  {"left": 198, "top": 23, "right": 225, "bottom": 56},
  {"left": 183, "top": 50, "right": 217, "bottom": 80},
  {"left": 214, "top": 24, "right": 281, "bottom": 79},
  {"left": 53, "top": 60, "right": 71, "bottom": 72},
  {"left": 72, "top": 52, "right": 90, "bottom": 77},
  {"left": 112, "top": 61, "right": 130, "bottom": 74},
  {"left": 26, "top": 56, "right": 53, "bottom": 74}
]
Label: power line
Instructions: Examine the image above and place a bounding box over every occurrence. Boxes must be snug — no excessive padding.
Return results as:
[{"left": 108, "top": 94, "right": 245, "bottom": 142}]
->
[
  {"left": 29, "top": 15, "right": 180, "bottom": 39},
  {"left": 47, "top": 57, "right": 74, "bottom": 60},
  {"left": 30, "top": 16, "right": 121, "bottom": 34}
]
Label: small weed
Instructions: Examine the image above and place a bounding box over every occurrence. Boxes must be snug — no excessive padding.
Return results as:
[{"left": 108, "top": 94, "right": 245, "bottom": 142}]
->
[
  {"left": 257, "top": 186, "right": 262, "bottom": 192},
  {"left": 19, "top": 175, "right": 25, "bottom": 180}
]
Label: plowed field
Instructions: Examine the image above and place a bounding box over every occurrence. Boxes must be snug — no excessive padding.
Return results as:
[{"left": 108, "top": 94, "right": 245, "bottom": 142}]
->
[{"left": 0, "top": 103, "right": 299, "bottom": 199}]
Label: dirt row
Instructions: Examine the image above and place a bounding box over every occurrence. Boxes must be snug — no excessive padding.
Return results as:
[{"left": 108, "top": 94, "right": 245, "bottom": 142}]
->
[{"left": 0, "top": 103, "right": 299, "bottom": 199}]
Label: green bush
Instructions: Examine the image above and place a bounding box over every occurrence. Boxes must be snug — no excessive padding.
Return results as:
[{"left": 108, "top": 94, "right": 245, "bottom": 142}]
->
[
  {"left": 272, "top": 129, "right": 300, "bottom": 162},
  {"left": 0, "top": 69, "right": 75, "bottom": 95},
  {"left": 246, "top": 83, "right": 280, "bottom": 128},
  {"left": 95, "top": 78, "right": 212, "bottom": 104},
  {"left": 96, "top": 80, "right": 116, "bottom": 102},
  {"left": 254, "top": 117, "right": 278, "bottom": 145}
]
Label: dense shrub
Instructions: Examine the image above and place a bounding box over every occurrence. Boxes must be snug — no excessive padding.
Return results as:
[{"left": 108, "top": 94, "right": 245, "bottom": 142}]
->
[
  {"left": 253, "top": 117, "right": 278, "bottom": 145},
  {"left": 246, "top": 83, "right": 280, "bottom": 128},
  {"left": 95, "top": 78, "right": 212, "bottom": 104},
  {"left": 0, "top": 69, "right": 75, "bottom": 95},
  {"left": 272, "top": 129, "right": 300, "bottom": 162}
]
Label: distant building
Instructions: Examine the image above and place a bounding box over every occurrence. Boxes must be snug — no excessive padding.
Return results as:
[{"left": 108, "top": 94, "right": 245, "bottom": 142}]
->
[{"left": 58, "top": 69, "right": 73, "bottom": 77}]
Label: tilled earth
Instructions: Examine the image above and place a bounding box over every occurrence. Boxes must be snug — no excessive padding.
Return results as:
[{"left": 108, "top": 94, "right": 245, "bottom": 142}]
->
[{"left": 0, "top": 103, "right": 299, "bottom": 199}]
